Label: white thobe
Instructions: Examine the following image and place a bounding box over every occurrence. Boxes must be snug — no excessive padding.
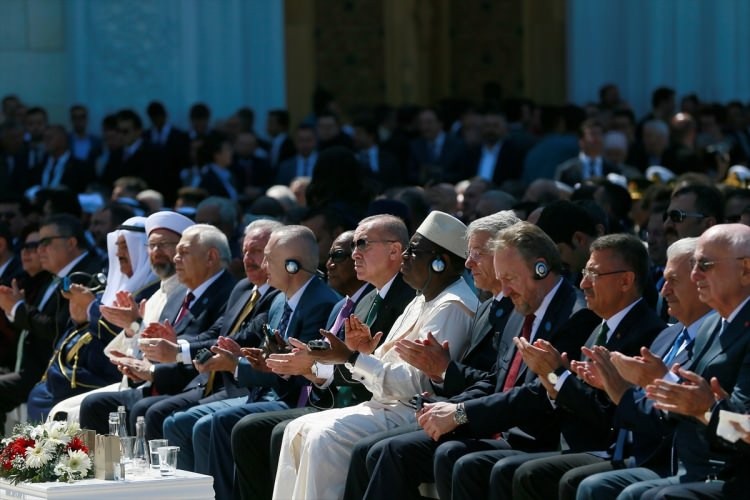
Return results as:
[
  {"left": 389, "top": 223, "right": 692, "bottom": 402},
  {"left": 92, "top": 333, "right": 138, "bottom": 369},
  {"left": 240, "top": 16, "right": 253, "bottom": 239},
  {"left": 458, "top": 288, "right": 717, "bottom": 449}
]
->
[{"left": 273, "top": 278, "right": 478, "bottom": 500}]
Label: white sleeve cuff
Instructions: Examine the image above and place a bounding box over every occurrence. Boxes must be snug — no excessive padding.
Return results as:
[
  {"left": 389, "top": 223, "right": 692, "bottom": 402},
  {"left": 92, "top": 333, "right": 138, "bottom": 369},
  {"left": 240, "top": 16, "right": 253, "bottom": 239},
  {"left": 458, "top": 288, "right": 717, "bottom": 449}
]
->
[
  {"left": 314, "top": 363, "right": 335, "bottom": 389},
  {"left": 662, "top": 371, "right": 680, "bottom": 383},
  {"left": 177, "top": 339, "right": 191, "bottom": 364},
  {"left": 7, "top": 300, "right": 23, "bottom": 322},
  {"left": 347, "top": 353, "right": 377, "bottom": 383}
]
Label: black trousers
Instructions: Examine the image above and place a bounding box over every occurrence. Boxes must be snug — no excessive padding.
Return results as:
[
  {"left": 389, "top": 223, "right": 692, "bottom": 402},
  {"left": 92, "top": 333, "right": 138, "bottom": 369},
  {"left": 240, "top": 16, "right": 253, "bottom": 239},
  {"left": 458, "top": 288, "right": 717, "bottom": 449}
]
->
[
  {"left": 512, "top": 452, "right": 605, "bottom": 500},
  {"left": 231, "top": 406, "right": 318, "bottom": 500},
  {"left": 362, "top": 427, "right": 512, "bottom": 500},
  {"left": 0, "top": 371, "right": 38, "bottom": 430}
]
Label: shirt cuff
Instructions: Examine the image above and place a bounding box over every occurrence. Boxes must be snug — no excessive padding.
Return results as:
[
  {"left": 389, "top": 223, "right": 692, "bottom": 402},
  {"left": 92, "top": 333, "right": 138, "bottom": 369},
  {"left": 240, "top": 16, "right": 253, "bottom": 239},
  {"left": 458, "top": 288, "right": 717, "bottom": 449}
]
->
[
  {"left": 86, "top": 301, "right": 95, "bottom": 322},
  {"left": 177, "top": 339, "right": 191, "bottom": 364},
  {"left": 7, "top": 300, "right": 23, "bottom": 322},
  {"left": 348, "top": 353, "right": 377, "bottom": 383},
  {"left": 314, "top": 363, "right": 335, "bottom": 389},
  {"left": 663, "top": 371, "right": 680, "bottom": 383}
]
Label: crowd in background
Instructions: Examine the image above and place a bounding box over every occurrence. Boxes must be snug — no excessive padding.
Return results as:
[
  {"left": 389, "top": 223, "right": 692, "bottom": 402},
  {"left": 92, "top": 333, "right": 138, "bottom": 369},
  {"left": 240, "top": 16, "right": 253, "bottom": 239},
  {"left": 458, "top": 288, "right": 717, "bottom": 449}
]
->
[{"left": 0, "top": 84, "right": 749, "bottom": 499}]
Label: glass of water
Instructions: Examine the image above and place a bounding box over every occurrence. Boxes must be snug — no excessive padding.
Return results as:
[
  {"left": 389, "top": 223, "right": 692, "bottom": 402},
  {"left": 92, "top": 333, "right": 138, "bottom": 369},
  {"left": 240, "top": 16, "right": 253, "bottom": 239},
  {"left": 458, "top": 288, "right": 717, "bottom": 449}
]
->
[
  {"left": 148, "top": 439, "right": 169, "bottom": 472},
  {"left": 109, "top": 412, "right": 120, "bottom": 436}
]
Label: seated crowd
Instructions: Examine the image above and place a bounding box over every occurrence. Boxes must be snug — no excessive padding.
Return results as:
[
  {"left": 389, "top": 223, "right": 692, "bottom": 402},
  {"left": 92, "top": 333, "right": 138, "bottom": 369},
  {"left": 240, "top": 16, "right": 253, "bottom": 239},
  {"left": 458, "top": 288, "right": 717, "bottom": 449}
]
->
[{"left": 0, "top": 86, "right": 750, "bottom": 500}]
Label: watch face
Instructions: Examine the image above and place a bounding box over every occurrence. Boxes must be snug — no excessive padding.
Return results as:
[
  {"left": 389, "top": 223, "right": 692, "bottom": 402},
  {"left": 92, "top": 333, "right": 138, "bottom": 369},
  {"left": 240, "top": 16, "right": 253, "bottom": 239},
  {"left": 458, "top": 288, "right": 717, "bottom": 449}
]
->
[
  {"left": 129, "top": 321, "right": 140, "bottom": 332},
  {"left": 547, "top": 372, "right": 559, "bottom": 385}
]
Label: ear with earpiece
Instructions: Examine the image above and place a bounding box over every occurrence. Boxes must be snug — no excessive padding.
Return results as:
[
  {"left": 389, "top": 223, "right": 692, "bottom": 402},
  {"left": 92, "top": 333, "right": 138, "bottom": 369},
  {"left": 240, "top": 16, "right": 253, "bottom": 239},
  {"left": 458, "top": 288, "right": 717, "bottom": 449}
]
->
[
  {"left": 431, "top": 255, "right": 446, "bottom": 273},
  {"left": 533, "top": 260, "right": 549, "bottom": 280}
]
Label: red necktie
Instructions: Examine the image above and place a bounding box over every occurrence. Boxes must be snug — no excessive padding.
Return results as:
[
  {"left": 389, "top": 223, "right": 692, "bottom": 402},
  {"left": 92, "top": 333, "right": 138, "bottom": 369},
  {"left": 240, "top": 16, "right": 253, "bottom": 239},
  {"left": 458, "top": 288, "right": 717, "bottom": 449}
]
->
[
  {"left": 502, "top": 314, "right": 535, "bottom": 392},
  {"left": 175, "top": 292, "right": 195, "bottom": 324}
]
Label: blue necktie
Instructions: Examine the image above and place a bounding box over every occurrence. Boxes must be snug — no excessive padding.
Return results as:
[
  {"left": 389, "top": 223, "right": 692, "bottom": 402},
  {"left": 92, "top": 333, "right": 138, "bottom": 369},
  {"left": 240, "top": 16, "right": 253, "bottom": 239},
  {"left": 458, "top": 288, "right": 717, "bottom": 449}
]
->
[
  {"left": 663, "top": 327, "right": 690, "bottom": 366},
  {"left": 276, "top": 303, "right": 293, "bottom": 337}
]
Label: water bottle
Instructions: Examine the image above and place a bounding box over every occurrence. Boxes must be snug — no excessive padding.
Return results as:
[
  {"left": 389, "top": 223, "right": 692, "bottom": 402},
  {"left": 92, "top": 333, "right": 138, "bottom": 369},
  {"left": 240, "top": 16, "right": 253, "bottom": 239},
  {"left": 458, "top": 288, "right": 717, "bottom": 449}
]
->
[
  {"left": 108, "top": 412, "right": 120, "bottom": 436},
  {"left": 117, "top": 405, "right": 128, "bottom": 436},
  {"left": 134, "top": 416, "right": 149, "bottom": 472}
]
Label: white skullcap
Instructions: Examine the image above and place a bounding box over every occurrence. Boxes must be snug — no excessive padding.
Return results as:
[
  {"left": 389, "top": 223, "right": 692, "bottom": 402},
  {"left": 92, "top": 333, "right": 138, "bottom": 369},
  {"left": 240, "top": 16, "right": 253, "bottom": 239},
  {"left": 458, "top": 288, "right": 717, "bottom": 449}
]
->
[
  {"left": 144, "top": 210, "right": 194, "bottom": 236},
  {"left": 645, "top": 166, "right": 676, "bottom": 184},
  {"left": 415, "top": 210, "right": 468, "bottom": 259}
]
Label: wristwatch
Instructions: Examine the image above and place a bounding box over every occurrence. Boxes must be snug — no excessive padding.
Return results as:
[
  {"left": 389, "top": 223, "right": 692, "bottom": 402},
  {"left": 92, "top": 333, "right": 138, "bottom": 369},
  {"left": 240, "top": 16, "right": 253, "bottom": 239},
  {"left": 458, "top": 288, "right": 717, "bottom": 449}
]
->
[
  {"left": 454, "top": 402, "right": 468, "bottom": 425},
  {"left": 310, "top": 362, "right": 319, "bottom": 378},
  {"left": 128, "top": 319, "right": 142, "bottom": 335},
  {"left": 546, "top": 366, "right": 567, "bottom": 385}
]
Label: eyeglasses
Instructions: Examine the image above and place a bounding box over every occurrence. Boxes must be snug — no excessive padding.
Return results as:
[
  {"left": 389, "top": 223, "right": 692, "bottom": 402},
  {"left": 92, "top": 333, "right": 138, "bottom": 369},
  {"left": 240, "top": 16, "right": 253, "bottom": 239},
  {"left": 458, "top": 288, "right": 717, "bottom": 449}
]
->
[
  {"left": 21, "top": 241, "right": 39, "bottom": 251},
  {"left": 663, "top": 210, "right": 706, "bottom": 223},
  {"left": 350, "top": 239, "right": 397, "bottom": 252},
  {"left": 38, "top": 236, "right": 68, "bottom": 247},
  {"left": 467, "top": 248, "right": 490, "bottom": 261},
  {"left": 689, "top": 256, "right": 747, "bottom": 272},
  {"left": 403, "top": 244, "right": 435, "bottom": 259},
  {"left": 146, "top": 241, "right": 179, "bottom": 251},
  {"left": 581, "top": 268, "right": 630, "bottom": 282},
  {"left": 328, "top": 249, "right": 351, "bottom": 263}
]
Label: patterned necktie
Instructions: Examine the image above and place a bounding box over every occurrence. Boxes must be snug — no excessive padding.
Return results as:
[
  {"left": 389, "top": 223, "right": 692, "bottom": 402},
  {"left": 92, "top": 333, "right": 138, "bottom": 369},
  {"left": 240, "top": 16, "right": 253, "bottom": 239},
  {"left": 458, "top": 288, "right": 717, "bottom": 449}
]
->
[
  {"left": 331, "top": 297, "right": 355, "bottom": 338},
  {"left": 228, "top": 289, "right": 261, "bottom": 336},
  {"left": 364, "top": 294, "right": 384, "bottom": 327},
  {"left": 276, "top": 303, "right": 293, "bottom": 337},
  {"left": 663, "top": 327, "right": 690, "bottom": 366},
  {"left": 594, "top": 321, "right": 610, "bottom": 346},
  {"left": 174, "top": 292, "right": 195, "bottom": 324},
  {"left": 502, "top": 314, "right": 535, "bottom": 392}
]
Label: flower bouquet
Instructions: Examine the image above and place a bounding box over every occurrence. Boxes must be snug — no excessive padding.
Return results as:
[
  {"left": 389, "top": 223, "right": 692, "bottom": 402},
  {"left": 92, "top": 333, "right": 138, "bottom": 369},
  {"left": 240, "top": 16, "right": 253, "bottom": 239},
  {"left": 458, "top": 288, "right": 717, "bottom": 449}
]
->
[{"left": 0, "top": 421, "right": 93, "bottom": 484}]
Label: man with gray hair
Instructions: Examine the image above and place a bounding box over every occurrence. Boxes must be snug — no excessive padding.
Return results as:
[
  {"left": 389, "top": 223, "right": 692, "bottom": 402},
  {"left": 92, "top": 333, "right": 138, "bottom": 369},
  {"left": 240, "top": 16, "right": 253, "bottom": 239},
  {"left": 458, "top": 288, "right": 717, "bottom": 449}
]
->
[
  {"left": 79, "top": 223, "right": 236, "bottom": 437},
  {"left": 516, "top": 236, "right": 713, "bottom": 499}
]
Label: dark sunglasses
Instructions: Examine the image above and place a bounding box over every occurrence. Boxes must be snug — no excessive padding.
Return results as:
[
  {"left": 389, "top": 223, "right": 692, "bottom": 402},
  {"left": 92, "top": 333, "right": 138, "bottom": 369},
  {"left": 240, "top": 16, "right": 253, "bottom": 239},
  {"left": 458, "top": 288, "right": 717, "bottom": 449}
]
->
[
  {"left": 21, "top": 241, "right": 40, "bottom": 251},
  {"left": 328, "top": 249, "right": 351, "bottom": 263},
  {"left": 350, "top": 239, "right": 397, "bottom": 252},
  {"left": 663, "top": 209, "right": 706, "bottom": 223}
]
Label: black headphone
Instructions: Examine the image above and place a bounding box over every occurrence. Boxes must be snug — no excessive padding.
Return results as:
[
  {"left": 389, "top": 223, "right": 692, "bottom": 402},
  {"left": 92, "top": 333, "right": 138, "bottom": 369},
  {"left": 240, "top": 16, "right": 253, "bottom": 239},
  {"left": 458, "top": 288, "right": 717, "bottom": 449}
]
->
[
  {"left": 431, "top": 255, "right": 446, "bottom": 273},
  {"left": 533, "top": 261, "right": 549, "bottom": 280}
]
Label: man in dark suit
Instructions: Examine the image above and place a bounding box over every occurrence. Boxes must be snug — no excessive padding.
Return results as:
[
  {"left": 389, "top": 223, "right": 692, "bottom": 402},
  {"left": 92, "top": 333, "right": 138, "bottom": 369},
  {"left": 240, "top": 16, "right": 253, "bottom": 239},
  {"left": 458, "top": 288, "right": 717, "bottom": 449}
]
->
[
  {"left": 231, "top": 131, "right": 274, "bottom": 199},
  {"left": 555, "top": 118, "right": 621, "bottom": 187},
  {"left": 408, "top": 107, "right": 470, "bottom": 185},
  {"left": 68, "top": 104, "right": 102, "bottom": 166},
  {"left": 264, "top": 109, "right": 296, "bottom": 168},
  {"left": 473, "top": 234, "right": 663, "bottom": 500},
  {"left": 78, "top": 224, "right": 236, "bottom": 437},
  {"left": 361, "top": 222, "right": 600, "bottom": 500},
  {"left": 115, "top": 109, "right": 155, "bottom": 184},
  {"left": 514, "top": 236, "right": 712, "bottom": 499},
  {"left": 467, "top": 109, "right": 525, "bottom": 187},
  {"left": 0, "top": 214, "right": 104, "bottom": 429},
  {"left": 197, "top": 132, "right": 240, "bottom": 201},
  {"left": 35, "top": 125, "right": 95, "bottom": 193},
  {"left": 275, "top": 124, "right": 318, "bottom": 186},
  {"left": 609, "top": 224, "right": 750, "bottom": 499},
  {"left": 232, "top": 214, "right": 413, "bottom": 500},
  {"left": 1, "top": 121, "right": 37, "bottom": 193},
  {"left": 353, "top": 117, "right": 402, "bottom": 192},
  {"left": 341, "top": 211, "right": 519, "bottom": 500},
  {"left": 0, "top": 221, "right": 22, "bottom": 371},
  {"left": 143, "top": 101, "right": 190, "bottom": 206},
  {"left": 161, "top": 225, "right": 338, "bottom": 499}
]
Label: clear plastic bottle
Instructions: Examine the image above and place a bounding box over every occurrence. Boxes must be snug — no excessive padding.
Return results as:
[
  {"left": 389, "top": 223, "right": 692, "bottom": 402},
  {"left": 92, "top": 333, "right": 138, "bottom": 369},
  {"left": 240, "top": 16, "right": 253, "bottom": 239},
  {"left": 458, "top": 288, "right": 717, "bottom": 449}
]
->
[
  {"left": 108, "top": 412, "right": 120, "bottom": 436},
  {"left": 133, "top": 416, "right": 149, "bottom": 472},
  {"left": 117, "top": 405, "right": 128, "bottom": 436}
]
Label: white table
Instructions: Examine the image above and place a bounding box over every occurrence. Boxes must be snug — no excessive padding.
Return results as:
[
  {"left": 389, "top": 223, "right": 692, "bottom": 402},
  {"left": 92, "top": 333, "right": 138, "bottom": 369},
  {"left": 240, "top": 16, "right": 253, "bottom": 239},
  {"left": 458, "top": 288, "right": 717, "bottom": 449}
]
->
[{"left": 0, "top": 469, "right": 214, "bottom": 499}]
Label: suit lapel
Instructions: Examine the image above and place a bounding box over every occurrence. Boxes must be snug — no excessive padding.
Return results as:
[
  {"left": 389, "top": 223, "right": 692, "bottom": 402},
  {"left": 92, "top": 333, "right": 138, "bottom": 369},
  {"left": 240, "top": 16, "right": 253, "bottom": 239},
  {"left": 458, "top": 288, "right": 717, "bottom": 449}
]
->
[
  {"left": 695, "top": 305, "right": 750, "bottom": 373},
  {"left": 466, "top": 300, "right": 492, "bottom": 355},
  {"left": 220, "top": 283, "right": 254, "bottom": 336}
]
